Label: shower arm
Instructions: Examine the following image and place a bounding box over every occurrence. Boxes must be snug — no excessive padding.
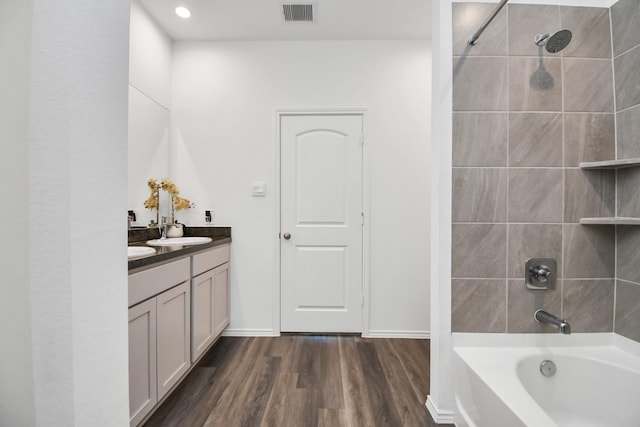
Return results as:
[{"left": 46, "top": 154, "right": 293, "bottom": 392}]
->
[{"left": 468, "top": 0, "right": 508, "bottom": 46}]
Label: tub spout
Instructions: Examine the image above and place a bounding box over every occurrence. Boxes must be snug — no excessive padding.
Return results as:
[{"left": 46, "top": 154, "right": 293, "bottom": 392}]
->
[
  {"left": 559, "top": 322, "right": 571, "bottom": 334},
  {"left": 534, "top": 309, "right": 571, "bottom": 334}
]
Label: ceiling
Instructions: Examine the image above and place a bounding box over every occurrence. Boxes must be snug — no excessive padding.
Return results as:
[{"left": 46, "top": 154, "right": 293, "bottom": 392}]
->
[{"left": 138, "top": 0, "right": 432, "bottom": 41}]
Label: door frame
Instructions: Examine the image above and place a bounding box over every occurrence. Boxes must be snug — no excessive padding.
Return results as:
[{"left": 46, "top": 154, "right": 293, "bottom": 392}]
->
[{"left": 273, "top": 109, "right": 370, "bottom": 336}]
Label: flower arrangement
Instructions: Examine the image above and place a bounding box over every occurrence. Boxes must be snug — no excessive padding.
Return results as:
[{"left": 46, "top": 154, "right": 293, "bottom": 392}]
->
[
  {"left": 144, "top": 178, "right": 193, "bottom": 225},
  {"left": 160, "top": 178, "right": 192, "bottom": 212},
  {"left": 143, "top": 178, "right": 160, "bottom": 210}
]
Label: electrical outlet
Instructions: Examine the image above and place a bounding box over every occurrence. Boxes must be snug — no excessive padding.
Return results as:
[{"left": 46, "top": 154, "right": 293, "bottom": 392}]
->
[{"left": 205, "top": 209, "right": 215, "bottom": 224}]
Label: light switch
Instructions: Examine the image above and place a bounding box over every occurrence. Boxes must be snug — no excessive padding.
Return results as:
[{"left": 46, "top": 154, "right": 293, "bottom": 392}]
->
[{"left": 252, "top": 181, "right": 266, "bottom": 197}]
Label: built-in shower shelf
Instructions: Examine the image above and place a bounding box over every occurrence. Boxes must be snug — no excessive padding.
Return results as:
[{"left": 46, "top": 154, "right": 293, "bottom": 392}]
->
[
  {"left": 579, "top": 158, "right": 640, "bottom": 169},
  {"left": 580, "top": 217, "right": 640, "bottom": 225}
]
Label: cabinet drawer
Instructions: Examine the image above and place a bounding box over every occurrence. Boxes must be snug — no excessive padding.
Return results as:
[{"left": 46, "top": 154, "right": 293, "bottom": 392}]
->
[
  {"left": 192, "top": 244, "right": 230, "bottom": 277},
  {"left": 129, "top": 258, "right": 190, "bottom": 307}
]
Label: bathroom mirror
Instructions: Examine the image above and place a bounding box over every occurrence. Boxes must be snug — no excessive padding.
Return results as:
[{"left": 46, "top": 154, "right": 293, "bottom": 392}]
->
[{"left": 127, "top": 85, "right": 170, "bottom": 227}]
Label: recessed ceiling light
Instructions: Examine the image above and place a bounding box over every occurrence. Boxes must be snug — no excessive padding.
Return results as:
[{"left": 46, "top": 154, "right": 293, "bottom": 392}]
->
[{"left": 175, "top": 6, "right": 191, "bottom": 19}]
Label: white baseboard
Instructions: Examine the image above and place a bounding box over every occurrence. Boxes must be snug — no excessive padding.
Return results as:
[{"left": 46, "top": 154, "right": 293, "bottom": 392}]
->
[
  {"left": 426, "top": 396, "right": 456, "bottom": 425},
  {"left": 364, "top": 330, "right": 430, "bottom": 339},
  {"left": 222, "top": 329, "right": 430, "bottom": 339},
  {"left": 222, "top": 328, "right": 279, "bottom": 337}
]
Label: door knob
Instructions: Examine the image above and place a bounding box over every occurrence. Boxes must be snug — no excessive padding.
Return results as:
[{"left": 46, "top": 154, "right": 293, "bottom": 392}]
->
[{"left": 283, "top": 232, "right": 291, "bottom": 240}]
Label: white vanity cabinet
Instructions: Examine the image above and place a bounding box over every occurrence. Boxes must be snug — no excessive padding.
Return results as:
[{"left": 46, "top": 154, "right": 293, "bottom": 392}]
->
[
  {"left": 191, "top": 244, "right": 230, "bottom": 362},
  {"left": 212, "top": 263, "right": 230, "bottom": 337},
  {"left": 127, "top": 243, "right": 230, "bottom": 426},
  {"left": 128, "top": 258, "right": 191, "bottom": 427},
  {"left": 128, "top": 298, "right": 157, "bottom": 427},
  {"left": 155, "top": 281, "right": 191, "bottom": 398}
]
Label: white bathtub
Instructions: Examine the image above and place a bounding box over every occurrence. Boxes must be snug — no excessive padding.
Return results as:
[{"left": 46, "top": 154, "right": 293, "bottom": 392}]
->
[{"left": 453, "top": 333, "right": 640, "bottom": 427}]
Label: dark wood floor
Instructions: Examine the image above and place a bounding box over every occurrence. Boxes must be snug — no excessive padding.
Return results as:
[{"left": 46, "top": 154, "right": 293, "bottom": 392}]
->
[{"left": 144, "top": 335, "right": 446, "bottom": 427}]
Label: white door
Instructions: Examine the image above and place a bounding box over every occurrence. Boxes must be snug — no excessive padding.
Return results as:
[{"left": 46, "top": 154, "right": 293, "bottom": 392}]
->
[{"left": 280, "top": 113, "right": 364, "bottom": 333}]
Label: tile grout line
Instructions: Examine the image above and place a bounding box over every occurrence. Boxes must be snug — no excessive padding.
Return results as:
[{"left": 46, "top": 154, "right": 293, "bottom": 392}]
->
[
  {"left": 454, "top": 110, "right": 616, "bottom": 114},
  {"left": 612, "top": 40, "right": 640, "bottom": 60},
  {"left": 616, "top": 103, "right": 640, "bottom": 115},
  {"left": 452, "top": 166, "right": 578, "bottom": 169},
  {"left": 454, "top": 55, "right": 615, "bottom": 60},
  {"left": 610, "top": 5, "right": 618, "bottom": 163},
  {"left": 609, "top": 4, "right": 618, "bottom": 333},
  {"left": 452, "top": 277, "right": 617, "bottom": 281},
  {"left": 452, "top": 222, "right": 580, "bottom": 225},
  {"left": 504, "top": 2, "right": 510, "bottom": 334},
  {"left": 559, "top": 3, "right": 566, "bottom": 320}
]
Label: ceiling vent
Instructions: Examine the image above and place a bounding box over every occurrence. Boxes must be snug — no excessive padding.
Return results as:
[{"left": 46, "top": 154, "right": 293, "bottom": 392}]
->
[{"left": 282, "top": 4, "right": 314, "bottom": 22}]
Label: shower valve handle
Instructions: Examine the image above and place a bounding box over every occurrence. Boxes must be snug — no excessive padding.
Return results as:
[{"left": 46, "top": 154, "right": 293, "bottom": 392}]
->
[
  {"left": 525, "top": 258, "right": 557, "bottom": 290},
  {"left": 530, "top": 265, "right": 552, "bottom": 282}
]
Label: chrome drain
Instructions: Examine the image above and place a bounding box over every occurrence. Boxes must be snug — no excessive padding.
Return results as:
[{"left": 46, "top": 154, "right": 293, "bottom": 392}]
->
[{"left": 540, "top": 360, "right": 556, "bottom": 377}]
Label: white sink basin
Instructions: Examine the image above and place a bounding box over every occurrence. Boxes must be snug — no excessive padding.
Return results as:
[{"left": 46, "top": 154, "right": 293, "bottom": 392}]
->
[
  {"left": 128, "top": 246, "right": 156, "bottom": 259},
  {"left": 146, "top": 236, "right": 212, "bottom": 246}
]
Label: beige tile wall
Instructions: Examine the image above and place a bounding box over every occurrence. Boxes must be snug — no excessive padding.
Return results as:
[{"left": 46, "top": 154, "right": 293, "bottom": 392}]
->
[
  {"left": 612, "top": 0, "right": 640, "bottom": 343},
  {"left": 451, "top": 3, "right": 618, "bottom": 334}
]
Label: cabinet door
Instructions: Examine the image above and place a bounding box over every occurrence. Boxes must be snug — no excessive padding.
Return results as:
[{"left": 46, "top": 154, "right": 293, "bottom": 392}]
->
[
  {"left": 156, "top": 281, "right": 191, "bottom": 399},
  {"left": 191, "top": 270, "right": 215, "bottom": 362},
  {"left": 128, "top": 299, "right": 157, "bottom": 427},
  {"left": 213, "top": 263, "right": 230, "bottom": 337}
]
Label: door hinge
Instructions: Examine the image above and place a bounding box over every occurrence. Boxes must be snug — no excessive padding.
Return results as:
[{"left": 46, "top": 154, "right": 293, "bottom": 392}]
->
[
  {"left": 361, "top": 212, "right": 364, "bottom": 225},
  {"left": 360, "top": 135, "right": 364, "bottom": 145},
  {"left": 361, "top": 293, "right": 364, "bottom": 306}
]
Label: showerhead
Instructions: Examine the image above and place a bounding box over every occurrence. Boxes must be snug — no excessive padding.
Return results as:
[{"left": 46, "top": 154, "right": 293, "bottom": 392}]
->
[{"left": 534, "top": 29, "right": 572, "bottom": 53}]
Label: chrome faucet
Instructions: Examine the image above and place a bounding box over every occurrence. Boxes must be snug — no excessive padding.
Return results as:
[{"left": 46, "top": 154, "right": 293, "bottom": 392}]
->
[
  {"left": 534, "top": 309, "right": 571, "bottom": 334},
  {"left": 160, "top": 216, "right": 174, "bottom": 239}
]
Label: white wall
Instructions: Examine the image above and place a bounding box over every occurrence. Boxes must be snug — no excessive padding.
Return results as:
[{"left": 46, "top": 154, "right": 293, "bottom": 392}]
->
[
  {"left": 0, "top": 0, "right": 130, "bottom": 425},
  {"left": 129, "top": 0, "right": 172, "bottom": 106},
  {"left": 0, "top": 0, "right": 36, "bottom": 424},
  {"left": 171, "top": 40, "right": 431, "bottom": 337},
  {"left": 128, "top": 0, "right": 173, "bottom": 226},
  {"left": 428, "top": 0, "right": 455, "bottom": 421}
]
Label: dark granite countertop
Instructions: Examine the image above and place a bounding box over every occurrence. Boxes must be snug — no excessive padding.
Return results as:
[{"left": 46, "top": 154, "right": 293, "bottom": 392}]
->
[{"left": 128, "top": 226, "right": 231, "bottom": 274}]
